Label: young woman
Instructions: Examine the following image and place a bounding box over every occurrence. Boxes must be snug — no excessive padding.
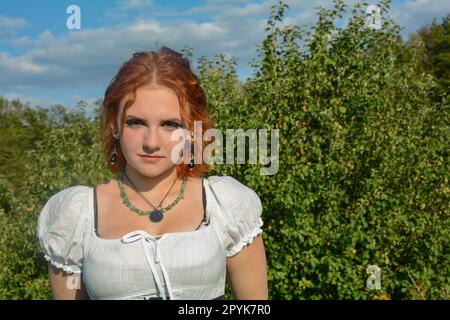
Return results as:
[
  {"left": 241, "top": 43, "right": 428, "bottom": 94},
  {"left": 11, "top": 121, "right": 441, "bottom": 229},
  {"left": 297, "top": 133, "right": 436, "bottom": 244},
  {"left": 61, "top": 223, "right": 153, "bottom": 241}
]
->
[{"left": 37, "top": 47, "right": 268, "bottom": 300}]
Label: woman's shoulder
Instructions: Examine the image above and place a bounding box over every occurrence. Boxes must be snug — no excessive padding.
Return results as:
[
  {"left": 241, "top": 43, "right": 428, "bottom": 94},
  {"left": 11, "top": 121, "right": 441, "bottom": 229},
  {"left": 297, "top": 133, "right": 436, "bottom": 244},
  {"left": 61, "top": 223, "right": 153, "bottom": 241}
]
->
[
  {"left": 44, "top": 185, "right": 92, "bottom": 208},
  {"left": 37, "top": 185, "right": 92, "bottom": 274},
  {"left": 51, "top": 185, "right": 92, "bottom": 197},
  {"left": 204, "top": 175, "right": 261, "bottom": 209},
  {"left": 205, "top": 175, "right": 258, "bottom": 194},
  {"left": 39, "top": 185, "right": 92, "bottom": 223},
  {"left": 203, "top": 175, "right": 264, "bottom": 257}
]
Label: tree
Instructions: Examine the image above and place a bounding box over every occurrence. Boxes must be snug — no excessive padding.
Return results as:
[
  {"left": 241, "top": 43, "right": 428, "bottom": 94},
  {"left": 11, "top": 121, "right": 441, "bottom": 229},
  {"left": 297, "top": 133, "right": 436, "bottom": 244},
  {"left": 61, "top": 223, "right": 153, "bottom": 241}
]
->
[{"left": 408, "top": 14, "right": 450, "bottom": 96}]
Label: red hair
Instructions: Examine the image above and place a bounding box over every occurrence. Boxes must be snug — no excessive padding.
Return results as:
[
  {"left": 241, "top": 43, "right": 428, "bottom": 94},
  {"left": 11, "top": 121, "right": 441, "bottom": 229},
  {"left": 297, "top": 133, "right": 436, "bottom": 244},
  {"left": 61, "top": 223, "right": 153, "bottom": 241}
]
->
[{"left": 100, "top": 46, "right": 213, "bottom": 177}]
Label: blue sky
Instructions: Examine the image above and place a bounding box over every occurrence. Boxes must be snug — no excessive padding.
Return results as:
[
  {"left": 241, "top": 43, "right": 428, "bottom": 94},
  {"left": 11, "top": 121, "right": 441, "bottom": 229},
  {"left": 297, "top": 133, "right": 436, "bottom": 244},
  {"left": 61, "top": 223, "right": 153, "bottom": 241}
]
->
[{"left": 0, "top": 0, "right": 449, "bottom": 112}]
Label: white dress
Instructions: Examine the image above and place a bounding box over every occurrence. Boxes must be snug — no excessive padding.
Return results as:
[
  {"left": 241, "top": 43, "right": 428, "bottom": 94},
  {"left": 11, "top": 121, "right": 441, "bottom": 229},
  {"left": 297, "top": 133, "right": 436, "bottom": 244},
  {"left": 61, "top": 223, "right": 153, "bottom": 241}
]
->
[{"left": 37, "top": 175, "right": 264, "bottom": 300}]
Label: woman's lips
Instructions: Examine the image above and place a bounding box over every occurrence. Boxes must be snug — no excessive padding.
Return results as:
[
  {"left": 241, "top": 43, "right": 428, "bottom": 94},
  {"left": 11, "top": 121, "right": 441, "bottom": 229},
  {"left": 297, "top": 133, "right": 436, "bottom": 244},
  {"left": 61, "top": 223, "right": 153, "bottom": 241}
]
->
[{"left": 138, "top": 155, "right": 164, "bottom": 162}]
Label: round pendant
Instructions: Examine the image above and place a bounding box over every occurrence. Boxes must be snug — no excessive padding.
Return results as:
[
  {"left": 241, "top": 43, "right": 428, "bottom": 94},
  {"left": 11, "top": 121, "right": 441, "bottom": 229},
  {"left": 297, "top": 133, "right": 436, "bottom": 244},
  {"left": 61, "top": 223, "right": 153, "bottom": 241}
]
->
[{"left": 149, "top": 210, "right": 163, "bottom": 223}]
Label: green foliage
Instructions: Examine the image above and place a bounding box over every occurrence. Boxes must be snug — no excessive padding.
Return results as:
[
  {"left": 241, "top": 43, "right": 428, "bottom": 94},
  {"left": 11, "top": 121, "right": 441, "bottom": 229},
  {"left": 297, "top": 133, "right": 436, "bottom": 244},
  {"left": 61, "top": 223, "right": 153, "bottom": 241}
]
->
[
  {"left": 0, "top": 0, "right": 448, "bottom": 299},
  {"left": 0, "top": 206, "right": 51, "bottom": 299},
  {"left": 25, "top": 122, "right": 111, "bottom": 204},
  {"left": 407, "top": 14, "right": 450, "bottom": 97},
  {"left": 201, "top": 0, "right": 449, "bottom": 299},
  {"left": 0, "top": 101, "right": 111, "bottom": 299},
  {"left": 0, "top": 97, "right": 51, "bottom": 191}
]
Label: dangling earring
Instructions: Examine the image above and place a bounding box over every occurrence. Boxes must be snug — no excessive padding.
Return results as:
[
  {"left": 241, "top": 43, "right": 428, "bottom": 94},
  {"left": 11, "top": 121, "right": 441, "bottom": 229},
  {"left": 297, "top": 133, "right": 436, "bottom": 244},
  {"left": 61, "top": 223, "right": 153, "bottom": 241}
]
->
[
  {"left": 110, "top": 130, "right": 120, "bottom": 165},
  {"left": 188, "top": 151, "right": 195, "bottom": 170},
  {"left": 188, "top": 131, "right": 195, "bottom": 170}
]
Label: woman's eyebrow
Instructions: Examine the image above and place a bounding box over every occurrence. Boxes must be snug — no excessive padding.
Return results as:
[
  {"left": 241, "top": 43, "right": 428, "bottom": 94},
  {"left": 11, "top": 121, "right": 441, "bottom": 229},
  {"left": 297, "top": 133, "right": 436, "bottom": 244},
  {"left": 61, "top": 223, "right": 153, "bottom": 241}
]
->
[
  {"left": 161, "top": 118, "right": 182, "bottom": 123},
  {"left": 125, "top": 115, "right": 182, "bottom": 123}
]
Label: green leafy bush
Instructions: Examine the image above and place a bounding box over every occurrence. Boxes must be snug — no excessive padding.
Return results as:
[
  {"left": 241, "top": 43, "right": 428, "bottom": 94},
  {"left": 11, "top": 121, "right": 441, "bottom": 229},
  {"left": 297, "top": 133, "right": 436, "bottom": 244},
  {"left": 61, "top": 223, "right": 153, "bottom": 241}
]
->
[{"left": 202, "top": 0, "right": 449, "bottom": 299}]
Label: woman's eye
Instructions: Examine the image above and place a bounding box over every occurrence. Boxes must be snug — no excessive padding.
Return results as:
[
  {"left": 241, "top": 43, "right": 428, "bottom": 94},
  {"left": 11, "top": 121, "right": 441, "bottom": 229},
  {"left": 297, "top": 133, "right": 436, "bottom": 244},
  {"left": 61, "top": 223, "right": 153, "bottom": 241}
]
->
[
  {"left": 164, "top": 122, "right": 181, "bottom": 128},
  {"left": 126, "top": 120, "right": 141, "bottom": 127},
  {"left": 125, "top": 120, "right": 181, "bottom": 128}
]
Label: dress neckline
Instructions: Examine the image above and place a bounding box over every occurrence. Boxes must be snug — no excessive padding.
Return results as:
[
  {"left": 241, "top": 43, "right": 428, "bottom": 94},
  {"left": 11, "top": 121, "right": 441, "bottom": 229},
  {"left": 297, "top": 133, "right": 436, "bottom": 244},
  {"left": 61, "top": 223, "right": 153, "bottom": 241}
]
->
[{"left": 90, "top": 177, "right": 213, "bottom": 243}]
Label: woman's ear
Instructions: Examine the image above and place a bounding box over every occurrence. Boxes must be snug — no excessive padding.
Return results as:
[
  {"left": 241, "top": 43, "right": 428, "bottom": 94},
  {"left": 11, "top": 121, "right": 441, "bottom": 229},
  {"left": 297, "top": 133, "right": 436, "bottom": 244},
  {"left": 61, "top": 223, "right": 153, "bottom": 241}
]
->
[
  {"left": 111, "top": 105, "right": 123, "bottom": 134},
  {"left": 110, "top": 116, "right": 121, "bottom": 133}
]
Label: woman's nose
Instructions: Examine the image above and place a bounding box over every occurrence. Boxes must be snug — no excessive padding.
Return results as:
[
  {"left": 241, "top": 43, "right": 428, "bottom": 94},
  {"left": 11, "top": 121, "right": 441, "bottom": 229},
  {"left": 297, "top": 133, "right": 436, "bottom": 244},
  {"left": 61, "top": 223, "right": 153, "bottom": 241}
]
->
[{"left": 143, "top": 128, "right": 160, "bottom": 152}]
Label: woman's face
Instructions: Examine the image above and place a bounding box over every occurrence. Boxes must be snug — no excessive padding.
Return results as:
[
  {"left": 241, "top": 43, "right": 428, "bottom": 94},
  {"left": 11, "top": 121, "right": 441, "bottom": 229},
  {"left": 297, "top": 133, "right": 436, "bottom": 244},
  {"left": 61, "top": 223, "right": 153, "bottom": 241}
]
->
[{"left": 116, "top": 84, "right": 186, "bottom": 178}]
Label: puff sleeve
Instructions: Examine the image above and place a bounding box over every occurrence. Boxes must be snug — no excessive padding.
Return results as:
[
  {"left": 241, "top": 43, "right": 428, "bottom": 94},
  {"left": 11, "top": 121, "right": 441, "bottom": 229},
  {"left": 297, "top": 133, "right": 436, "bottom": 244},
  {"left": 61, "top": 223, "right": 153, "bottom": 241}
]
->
[
  {"left": 37, "top": 186, "right": 91, "bottom": 274},
  {"left": 206, "top": 176, "right": 264, "bottom": 257}
]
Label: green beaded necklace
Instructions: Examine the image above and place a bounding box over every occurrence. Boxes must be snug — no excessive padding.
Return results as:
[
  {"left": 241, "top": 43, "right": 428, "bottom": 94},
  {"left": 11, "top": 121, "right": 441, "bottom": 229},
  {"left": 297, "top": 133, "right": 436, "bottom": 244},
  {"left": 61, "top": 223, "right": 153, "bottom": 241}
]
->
[{"left": 117, "top": 171, "right": 187, "bottom": 223}]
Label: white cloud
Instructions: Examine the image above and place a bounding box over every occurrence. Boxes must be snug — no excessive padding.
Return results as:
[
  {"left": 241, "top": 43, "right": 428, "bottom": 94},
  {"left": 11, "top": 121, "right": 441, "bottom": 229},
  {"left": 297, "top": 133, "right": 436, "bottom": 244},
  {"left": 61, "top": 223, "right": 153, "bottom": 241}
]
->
[
  {"left": 0, "top": 15, "right": 29, "bottom": 38},
  {"left": 0, "top": 52, "right": 47, "bottom": 74},
  {"left": 0, "top": 17, "right": 235, "bottom": 91},
  {"left": 104, "top": 0, "right": 155, "bottom": 23},
  {"left": 128, "top": 20, "right": 162, "bottom": 33},
  {"left": 391, "top": 0, "right": 450, "bottom": 37},
  {"left": 0, "top": 1, "right": 323, "bottom": 92},
  {"left": 6, "top": 35, "right": 33, "bottom": 47},
  {"left": 401, "top": 0, "right": 449, "bottom": 13},
  {"left": 119, "top": 0, "right": 154, "bottom": 10},
  {"left": 2, "top": 92, "right": 63, "bottom": 108},
  {"left": 0, "top": 16, "right": 28, "bottom": 29},
  {"left": 182, "top": 22, "right": 228, "bottom": 40},
  {"left": 2, "top": 0, "right": 444, "bottom": 95}
]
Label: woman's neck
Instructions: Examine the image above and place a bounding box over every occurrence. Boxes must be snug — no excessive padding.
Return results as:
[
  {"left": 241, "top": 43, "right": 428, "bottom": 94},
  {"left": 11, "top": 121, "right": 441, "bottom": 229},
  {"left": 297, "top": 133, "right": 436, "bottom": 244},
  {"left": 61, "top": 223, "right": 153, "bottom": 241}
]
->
[{"left": 122, "top": 166, "right": 180, "bottom": 195}]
